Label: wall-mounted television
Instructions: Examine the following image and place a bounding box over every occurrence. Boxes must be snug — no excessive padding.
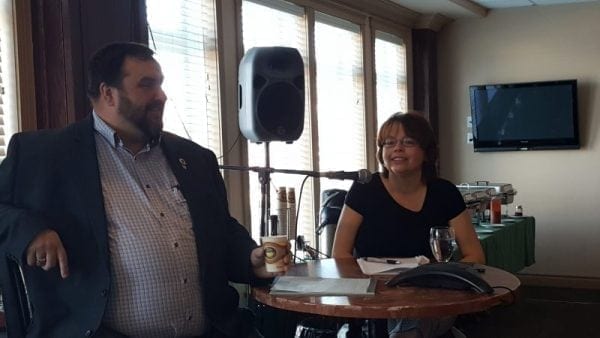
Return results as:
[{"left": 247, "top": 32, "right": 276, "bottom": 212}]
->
[{"left": 469, "top": 79, "right": 579, "bottom": 152}]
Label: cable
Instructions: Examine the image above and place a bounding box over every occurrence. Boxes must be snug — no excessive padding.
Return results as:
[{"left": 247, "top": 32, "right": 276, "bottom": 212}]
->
[
  {"left": 216, "top": 132, "right": 242, "bottom": 161},
  {"left": 148, "top": 23, "right": 156, "bottom": 50},
  {"left": 296, "top": 235, "right": 330, "bottom": 259},
  {"left": 293, "top": 175, "right": 311, "bottom": 261}
]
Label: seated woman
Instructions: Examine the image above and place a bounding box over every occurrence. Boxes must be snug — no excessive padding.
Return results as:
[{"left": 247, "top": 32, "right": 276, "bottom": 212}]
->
[{"left": 332, "top": 112, "right": 484, "bottom": 338}]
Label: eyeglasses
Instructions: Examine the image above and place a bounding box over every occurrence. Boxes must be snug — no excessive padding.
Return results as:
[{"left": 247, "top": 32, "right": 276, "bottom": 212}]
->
[{"left": 381, "top": 137, "right": 419, "bottom": 148}]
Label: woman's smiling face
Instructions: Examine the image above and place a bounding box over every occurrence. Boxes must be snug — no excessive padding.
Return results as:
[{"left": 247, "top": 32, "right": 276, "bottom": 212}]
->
[{"left": 380, "top": 123, "right": 425, "bottom": 177}]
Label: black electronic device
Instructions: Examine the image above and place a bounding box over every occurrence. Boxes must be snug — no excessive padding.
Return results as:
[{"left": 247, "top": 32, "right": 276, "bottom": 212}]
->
[
  {"left": 469, "top": 79, "right": 579, "bottom": 152},
  {"left": 238, "top": 46, "right": 305, "bottom": 143},
  {"left": 385, "top": 262, "right": 494, "bottom": 294}
]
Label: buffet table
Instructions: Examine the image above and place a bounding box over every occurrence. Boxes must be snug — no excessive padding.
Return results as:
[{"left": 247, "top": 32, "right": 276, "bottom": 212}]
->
[{"left": 472, "top": 216, "right": 535, "bottom": 273}]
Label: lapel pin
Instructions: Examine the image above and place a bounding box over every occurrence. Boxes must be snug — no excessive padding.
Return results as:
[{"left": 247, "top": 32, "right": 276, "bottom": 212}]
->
[{"left": 179, "top": 158, "right": 188, "bottom": 170}]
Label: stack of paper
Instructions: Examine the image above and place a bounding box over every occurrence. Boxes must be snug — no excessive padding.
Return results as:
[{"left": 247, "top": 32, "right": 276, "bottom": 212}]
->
[
  {"left": 269, "top": 276, "right": 376, "bottom": 296},
  {"left": 356, "top": 256, "right": 430, "bottom": 275}
]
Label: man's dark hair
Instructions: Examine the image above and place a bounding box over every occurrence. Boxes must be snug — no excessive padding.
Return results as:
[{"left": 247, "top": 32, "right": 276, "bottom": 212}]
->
[{"left": 87, "top": 42, "right": 155, "bottom": 100}]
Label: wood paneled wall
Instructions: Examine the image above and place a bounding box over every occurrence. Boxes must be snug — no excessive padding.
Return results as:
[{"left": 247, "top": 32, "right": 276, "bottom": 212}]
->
[{"left": 30, "top": 0, "right": 147, "bottom": 130}]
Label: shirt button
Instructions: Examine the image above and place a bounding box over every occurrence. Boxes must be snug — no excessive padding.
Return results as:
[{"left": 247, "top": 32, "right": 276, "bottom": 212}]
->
[
  {"left": 160, "top": 212, "right": 165, "bottom": 217},
  {"left": 101, "top": 289, "right": 108, "bottom": 297},
  {"left": 187, "top": 315, "right": 192, "bottom": 321},
  {"left": 174, "top": 242, "right": 179, "bottom": 248},
  {"left": 183, "top": 278, "right": 188, "bottom": 284},
  {"left": 145, "top": 184, "right": 151, "bottom": 188},
  {"left": 85, "top": 330, "right": 93, "bottom": 336}
]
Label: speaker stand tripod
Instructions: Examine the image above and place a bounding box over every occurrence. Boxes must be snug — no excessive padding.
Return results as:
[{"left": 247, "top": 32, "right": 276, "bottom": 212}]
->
[{"left": 258, "top": 142, "right": 271, "bottom": 237}]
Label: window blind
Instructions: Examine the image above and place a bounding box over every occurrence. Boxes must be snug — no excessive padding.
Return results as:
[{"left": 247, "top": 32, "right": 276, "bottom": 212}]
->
[
  {"left": 241, "top": 0, "right": 315, "bottom": 244},
  {"left": 0, "top": 0, "right": 18, "bottom": 161},
  {"left": 0, "top": 32, "right": 5, "bottom": 158},
  {"left": 375, "top": 30, "right": 407, "bottom": 127},
  {"left": 314, "top": 12, "right": 366, "bottom": 195},
  {"left": 146, "top": 0, "right": 222, "bottom": 158}
]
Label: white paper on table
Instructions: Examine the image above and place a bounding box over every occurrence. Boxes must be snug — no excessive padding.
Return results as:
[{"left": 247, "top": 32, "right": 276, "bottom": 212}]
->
[
  {"left": 269, "top": 276, "right": 376, "bottom": 296},
  {"left": 356, "top": 256, "right": 430, "bottom": 275}
]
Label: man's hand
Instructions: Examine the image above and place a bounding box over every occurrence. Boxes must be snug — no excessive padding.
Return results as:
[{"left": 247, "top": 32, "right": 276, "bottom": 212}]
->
[
  {"left": 26, "top": 229, "right": 69, "bottom": 279},
  {"left": 250, "top": 245, "right": 290, "bottom": 279}
]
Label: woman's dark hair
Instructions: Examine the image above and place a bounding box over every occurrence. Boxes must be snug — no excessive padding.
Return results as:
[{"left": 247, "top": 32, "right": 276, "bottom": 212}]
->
[
  {"left": 87, "top": 42, "right": 155, "bottom": 100},
  {"left": 376, "top": 112, "right": 439, "bottom": 183}
]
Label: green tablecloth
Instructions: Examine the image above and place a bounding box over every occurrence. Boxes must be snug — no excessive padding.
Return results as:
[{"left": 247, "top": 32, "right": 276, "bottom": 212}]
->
[{"left": 473, "top": 216, "right": 536, "bottom": 273}]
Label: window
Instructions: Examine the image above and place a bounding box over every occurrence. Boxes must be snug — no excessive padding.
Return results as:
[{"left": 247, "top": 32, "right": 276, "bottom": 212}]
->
[
  {"left": 241, "top": 0, "right": 315, "bottom": 243},
  {"left": 375, "top": 30, "right": 408, "bottom": 127},
  {"left": 314, "top": 13, "right": 366, "bottom": 194},
  {"left": 144, "top": 0, "right": 410, "bottom": 248},
  {"left": 146, "top": 0, "right": 222, "bottom": 157},
  {"left": 242, "top": 1, "right": 373, "bottom": 248},
  {"left": 0, "top": 0, "right": 19, "bottom": 161}
]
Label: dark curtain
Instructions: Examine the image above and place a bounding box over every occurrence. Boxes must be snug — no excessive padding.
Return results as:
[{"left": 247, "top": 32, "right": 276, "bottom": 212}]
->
[
  {"left": 412, "top": 29, "right": 438, "bottom": 138},
  {"left": 31, "top": 0, "right": 148, "bottom": 130}
]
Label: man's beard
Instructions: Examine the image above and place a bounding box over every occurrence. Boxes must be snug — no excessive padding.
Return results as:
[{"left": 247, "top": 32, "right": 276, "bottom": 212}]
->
[{"left": 117, "top": 93, "right": 164, "bottom": 140}]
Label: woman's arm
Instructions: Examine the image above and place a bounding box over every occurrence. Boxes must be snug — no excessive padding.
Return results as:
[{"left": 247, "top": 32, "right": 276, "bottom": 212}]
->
[
  {"left": 450, "top": 210, "right": 485, "bottom": 264},
  {"left": 331, "top": 205, "right": 363, "bottom": 258}
]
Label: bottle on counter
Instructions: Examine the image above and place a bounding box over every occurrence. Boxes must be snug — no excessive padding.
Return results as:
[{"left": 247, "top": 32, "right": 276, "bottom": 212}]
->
[
  {"left": 490, "top": 196, "right": 502, "bottom": 224},
  {"left": 515, "top": 205, "right": 523, "bottom": 217}
]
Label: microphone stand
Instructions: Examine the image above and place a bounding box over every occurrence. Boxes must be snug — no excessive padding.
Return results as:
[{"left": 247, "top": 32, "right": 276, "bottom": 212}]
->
[
  {"left": 260, "top": 142, "right": 271, "bottom": 237},
  {"left": 220, "top": 143, "right": 274, "bottom": 237},
  {"left": 219, "top": 163, "right": 364, "bottom": 240}
]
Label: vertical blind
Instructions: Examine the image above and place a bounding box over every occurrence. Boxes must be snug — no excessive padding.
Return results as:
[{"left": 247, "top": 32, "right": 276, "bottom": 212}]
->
[
  {"left": 144, "top": 0, "right": 408, "bottom": 245},
  {"left": 0, "top": 0, "right": 18, "bottom": 161},
  {"left": 0, "top": 31, "right": 5, "bottom": 158},
  {"left": 314, "top": 12, "right": 366, "bottom": 194},
  {"left": 241, "top": 0, "right": 315, "bottom": 243},
  {"left": 375, "top": 30, "right": 408, "bottom": 128},
  {"left": 146, "top": 0, "right": 222, "bottom": 158}
]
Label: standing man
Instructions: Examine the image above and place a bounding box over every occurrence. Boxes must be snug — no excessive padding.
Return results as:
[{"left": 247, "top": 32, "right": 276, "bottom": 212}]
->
[{"left": 0, "top": 42, "right": 275, "bottom": 338}]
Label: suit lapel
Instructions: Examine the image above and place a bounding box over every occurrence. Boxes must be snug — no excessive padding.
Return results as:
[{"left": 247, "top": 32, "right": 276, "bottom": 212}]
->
[{"left": 68, "top": 117, "right": 109, "bottom": 257}]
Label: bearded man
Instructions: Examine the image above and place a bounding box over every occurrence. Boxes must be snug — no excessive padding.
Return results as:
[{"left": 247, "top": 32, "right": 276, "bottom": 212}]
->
[{"left": 0, "top": 42, "right": 277, "bottom": 338}]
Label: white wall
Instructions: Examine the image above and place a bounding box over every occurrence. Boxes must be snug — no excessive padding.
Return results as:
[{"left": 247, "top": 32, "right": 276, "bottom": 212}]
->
[{"left": 437, "top": 2, "right": 600, "bottom": 278}]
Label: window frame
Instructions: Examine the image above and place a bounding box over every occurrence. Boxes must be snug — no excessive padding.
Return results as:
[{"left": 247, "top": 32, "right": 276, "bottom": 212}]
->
[
  {"left": 145, "top": 1, "right": 413, "bottom": 241},
  {"left": 2, "top": 0, "right": 36, "bottom": 134},
  {"left": 369, "top": 18, "right": 413, "bottom": 170},
  {"left": 225, "top": 0, "right": 413, "bottom": 241},
  {"left": 0, "top": 0, "right": 35, "bottom": 162}
]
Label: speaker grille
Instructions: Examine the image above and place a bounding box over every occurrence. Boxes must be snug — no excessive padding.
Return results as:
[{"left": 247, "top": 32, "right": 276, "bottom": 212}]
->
[
  {"left": 238, "top": 46, "right": 305, "bottom": 142},
  {"left": 256, "top": 82, "right": 304, "bottom": 138}
]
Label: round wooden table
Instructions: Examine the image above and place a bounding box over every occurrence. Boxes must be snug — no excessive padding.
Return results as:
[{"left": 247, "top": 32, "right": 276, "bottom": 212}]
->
[{"left": 252, "top": 258, "right": 520, "bottom": 319}]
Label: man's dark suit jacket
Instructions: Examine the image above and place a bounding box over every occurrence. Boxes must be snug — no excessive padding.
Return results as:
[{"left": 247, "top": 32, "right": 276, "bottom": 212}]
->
[{"left": 0, "top": 116, "right": 263, "bottom": 337}]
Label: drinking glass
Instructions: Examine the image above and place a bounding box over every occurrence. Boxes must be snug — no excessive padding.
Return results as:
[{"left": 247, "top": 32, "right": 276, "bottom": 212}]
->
[{"left": 429, "top": 227, "right": 455, "bottom": 262}]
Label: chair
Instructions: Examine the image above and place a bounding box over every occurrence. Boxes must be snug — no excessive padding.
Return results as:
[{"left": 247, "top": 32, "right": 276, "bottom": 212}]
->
[
  {"left": 0, "top": 256, "right": 32, "bottom": 337},
  {"left": 316, "top": 189, "right": 347, "bottom": 257},
  {"left": 294, "top": 317, "right": 346, "bottom": 338}
]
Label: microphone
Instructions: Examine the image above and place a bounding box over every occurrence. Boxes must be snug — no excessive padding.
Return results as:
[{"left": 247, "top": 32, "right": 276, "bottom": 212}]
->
[
  {"left": 321, "top": 169, "right": 372, "bottom": 184},
  {"left": 219, "top": 165, "right": 372, "bottom": 184}
]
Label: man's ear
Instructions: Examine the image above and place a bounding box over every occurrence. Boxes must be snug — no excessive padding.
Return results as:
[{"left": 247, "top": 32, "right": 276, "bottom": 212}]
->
[{"left": 99, "top": 83, "right": 117, "bottom": 107}]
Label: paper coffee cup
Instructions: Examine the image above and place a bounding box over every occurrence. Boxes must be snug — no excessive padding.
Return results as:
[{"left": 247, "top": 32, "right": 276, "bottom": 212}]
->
[{"left": 261, "top": 235, "right": 290, "bottom": 272}]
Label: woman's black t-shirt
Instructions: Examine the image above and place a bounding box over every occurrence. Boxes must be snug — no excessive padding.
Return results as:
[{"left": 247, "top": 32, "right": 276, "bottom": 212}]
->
[{"left": 345, "top": 173, "right": 465, "bottom": 258}]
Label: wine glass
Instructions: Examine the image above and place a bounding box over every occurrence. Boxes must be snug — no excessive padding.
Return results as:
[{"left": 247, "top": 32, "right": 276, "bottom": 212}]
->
[{"left": 429, "top": 227, "right": 455, "bottom": 262}]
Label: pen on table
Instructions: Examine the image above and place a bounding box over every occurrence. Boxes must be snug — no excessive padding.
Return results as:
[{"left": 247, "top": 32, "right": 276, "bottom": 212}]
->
[{"left": 364, "top": 257, "right": 402, "bottom": 264}]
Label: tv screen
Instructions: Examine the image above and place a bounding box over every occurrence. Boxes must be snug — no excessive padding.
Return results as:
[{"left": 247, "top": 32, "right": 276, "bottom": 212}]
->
[{"left": 469, "top": 80, "right": 579, "bottom": 151}]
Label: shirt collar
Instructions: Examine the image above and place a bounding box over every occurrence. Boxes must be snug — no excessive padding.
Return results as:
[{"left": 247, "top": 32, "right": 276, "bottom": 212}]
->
[{"left": 92, "top": 111, "right": 162, "bottom": 150}]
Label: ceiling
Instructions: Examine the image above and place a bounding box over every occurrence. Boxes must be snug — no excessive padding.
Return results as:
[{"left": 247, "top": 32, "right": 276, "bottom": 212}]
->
[{"left": 388, "top": 0, "right": 599, "bottom": 19}]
